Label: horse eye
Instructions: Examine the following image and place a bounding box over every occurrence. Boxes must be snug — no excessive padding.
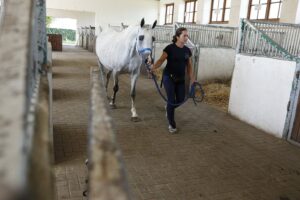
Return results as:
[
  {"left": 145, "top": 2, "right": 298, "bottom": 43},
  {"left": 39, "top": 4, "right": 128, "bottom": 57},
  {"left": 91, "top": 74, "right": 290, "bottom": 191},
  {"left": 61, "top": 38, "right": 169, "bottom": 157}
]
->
[
  {"left": 139, "top": 35, "right": 144, "bottom": 41},
  {"left": 152, "top": 36, "right": 155, "bottom": 41}
]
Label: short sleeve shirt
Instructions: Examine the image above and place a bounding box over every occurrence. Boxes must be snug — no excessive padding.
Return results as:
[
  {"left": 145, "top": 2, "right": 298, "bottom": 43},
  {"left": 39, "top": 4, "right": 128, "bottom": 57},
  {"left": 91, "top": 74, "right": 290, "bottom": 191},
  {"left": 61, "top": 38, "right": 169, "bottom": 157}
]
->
[{"left": 163, "top": 43, "right": 192, "bottom": 78}]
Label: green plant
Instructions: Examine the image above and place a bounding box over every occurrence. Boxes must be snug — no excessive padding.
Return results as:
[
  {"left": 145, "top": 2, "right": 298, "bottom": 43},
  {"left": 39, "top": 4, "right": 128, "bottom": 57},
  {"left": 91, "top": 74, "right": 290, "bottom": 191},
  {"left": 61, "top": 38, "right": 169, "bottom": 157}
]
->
[
  {"left": 47, "top": 28, "right": 76, "bottom": 41},
  {"left": 46, "top": 16, "right": 52, "bottom": 28}
]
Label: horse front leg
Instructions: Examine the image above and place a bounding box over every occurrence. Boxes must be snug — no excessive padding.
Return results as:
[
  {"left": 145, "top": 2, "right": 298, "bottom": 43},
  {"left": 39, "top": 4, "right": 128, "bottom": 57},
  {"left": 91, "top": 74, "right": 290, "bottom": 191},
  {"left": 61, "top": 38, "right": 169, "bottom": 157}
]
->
[
  {"left": 130, "top": 72, "right": 140, "bottom": 122},
  {"left": 110, "top": 71, "right": 119, "bottom": 109}
]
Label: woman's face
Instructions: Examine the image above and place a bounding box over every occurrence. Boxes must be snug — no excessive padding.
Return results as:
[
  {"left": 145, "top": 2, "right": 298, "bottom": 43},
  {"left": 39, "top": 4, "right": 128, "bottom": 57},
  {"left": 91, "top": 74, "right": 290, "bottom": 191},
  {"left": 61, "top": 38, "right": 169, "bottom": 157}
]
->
[{"left": 177, "top": 30, "right": 189, "bottom": 44}]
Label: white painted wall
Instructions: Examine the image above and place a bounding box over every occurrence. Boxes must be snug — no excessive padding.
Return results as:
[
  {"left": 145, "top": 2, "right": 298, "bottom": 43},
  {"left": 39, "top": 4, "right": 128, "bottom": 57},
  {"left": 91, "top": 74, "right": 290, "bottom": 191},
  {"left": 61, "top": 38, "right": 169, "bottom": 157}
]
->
[
  {"left": 198, "top": 48, "right": 235, "bottom": 81},
  {"left": 47, "top": 0, "right": 159, "bottom": 33},
  {"left": 197, "top": 0, "right": 211, "bottom": 24},
  {"left": 159, "top": 0, "right": 186, "bottom": 24},
  {"left": 47, "top": 8, "right": 95, "bottom": 28},
  {"left": 153, "top": 42, "right": 169, "bottom": 66},
  {"left": 229, "top": 54, "right": 296, "bottom": 138},
  {"left": 296, "top": 0, "right": 300, "bottom": 23},
  {"left": 229, "top": 0, "right": 244, "bottom": 26},
  {"left": 281, "top": 0, "right": 300, "bottom": 23}
]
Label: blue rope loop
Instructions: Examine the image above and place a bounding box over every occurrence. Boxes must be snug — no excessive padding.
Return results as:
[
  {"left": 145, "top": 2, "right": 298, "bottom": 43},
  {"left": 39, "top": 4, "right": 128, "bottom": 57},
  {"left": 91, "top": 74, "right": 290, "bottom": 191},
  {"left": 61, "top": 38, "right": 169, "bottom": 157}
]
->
[{"left": 145, "top": 62, "right": 205, "bottom": 106}]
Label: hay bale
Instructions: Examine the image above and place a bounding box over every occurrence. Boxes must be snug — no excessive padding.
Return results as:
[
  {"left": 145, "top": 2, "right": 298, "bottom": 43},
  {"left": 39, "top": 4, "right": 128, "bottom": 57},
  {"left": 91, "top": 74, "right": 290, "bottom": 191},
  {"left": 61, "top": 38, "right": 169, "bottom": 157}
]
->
[{"left": 202, "top": 79, "right": 231, "bottom": 112}]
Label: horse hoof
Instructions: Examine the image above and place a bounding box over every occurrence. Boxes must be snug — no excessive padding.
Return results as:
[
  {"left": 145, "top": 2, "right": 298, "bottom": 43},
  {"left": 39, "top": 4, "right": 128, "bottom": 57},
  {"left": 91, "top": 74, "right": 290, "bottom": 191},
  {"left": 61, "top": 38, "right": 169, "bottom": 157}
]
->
[
  {"left": 109, "top": 104, "right": 117, "bottom": 109},
  {"left": 131, "top": 116, "right": 141, "bottom": 122}
]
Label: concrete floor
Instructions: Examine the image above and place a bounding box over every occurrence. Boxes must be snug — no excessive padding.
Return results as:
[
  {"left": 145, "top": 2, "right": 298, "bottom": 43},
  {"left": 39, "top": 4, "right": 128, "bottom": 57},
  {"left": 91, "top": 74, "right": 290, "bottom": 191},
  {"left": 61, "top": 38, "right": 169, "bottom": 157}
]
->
[{"left": 53, "top": 46, "right": 300, "bottom": 200}]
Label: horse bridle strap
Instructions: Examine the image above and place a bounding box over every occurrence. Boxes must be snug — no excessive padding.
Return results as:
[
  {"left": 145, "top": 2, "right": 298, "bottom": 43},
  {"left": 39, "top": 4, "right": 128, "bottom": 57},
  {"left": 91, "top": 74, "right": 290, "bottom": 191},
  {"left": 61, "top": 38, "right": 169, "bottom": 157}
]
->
[{"left": 138, "top": 48, "right": 152, "bottom": 55}]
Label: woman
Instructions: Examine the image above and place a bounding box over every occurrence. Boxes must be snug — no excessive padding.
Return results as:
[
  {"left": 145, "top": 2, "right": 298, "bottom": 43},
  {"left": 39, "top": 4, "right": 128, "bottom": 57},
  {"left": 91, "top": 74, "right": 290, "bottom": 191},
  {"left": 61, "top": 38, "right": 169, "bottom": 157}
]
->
[{"left": 150, "top": 27, "right": 195, "bottom": 133}]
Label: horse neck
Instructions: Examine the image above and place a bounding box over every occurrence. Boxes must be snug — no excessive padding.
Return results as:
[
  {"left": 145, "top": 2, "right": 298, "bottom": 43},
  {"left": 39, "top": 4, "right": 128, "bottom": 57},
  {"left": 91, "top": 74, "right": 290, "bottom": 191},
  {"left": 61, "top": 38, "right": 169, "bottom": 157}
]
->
[
  {"left": 124, "top": 26, "right": 139, "bottom": 54},
  {"left": 123, "top": 27, "right": 144, "bottom": 70}
]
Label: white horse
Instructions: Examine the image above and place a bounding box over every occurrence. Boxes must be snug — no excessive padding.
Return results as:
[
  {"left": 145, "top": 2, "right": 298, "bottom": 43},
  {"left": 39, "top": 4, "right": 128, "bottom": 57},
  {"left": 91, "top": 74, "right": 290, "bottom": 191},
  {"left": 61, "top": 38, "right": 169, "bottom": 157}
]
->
[{"left": 96, "top": 18, "right": 157, "bottom": 121}]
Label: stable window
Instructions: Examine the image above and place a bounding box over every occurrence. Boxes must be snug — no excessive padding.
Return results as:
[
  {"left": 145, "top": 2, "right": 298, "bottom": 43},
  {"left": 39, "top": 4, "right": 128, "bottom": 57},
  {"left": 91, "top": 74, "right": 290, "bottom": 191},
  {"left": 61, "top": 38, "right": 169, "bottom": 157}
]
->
[
  {"left": 248, "top": 0, "right": 282, "bottom": 20},
  {"left": 184, "top": 0, "right": 197, "bottom": 23},
  {"left": 210, "top": 0, "right": 231, "bottom": 24},
  {"left": 165, "top": 3, "right": 174, "bottom": 24}
]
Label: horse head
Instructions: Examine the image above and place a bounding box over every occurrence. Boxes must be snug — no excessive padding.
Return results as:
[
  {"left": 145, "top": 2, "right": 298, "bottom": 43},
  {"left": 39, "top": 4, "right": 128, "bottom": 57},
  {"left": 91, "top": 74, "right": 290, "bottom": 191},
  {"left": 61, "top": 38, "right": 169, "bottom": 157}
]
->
[{"left": 135, "top": 18, "right": 157, "bottom": 58}]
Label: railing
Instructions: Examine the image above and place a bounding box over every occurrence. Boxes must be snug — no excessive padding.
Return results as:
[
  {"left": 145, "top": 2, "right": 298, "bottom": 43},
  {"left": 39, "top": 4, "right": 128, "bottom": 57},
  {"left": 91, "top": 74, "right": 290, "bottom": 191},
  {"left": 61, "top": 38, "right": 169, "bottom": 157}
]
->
[
  {"left": 176, "top": 22, "right": 238, "bottom": 49},
  {"left": 88, "top": 67, "right": 130, "bottom": 200},
  {"left": 78, "top": 26, "right": 96, "bottom": 52},
  {"left": 239, "top": 19, "right": 300, "bottom": 62},
  {"left": 152, "top": 25, "right": 173, "bottom": 42},
  {"left": 0, "top": 0, "right": 53, "bottom": 199},
  {"left": 0, "top": 0, "right": 4, "bottom": 25},
  {"left": 83, "top": 26, "right": 89, "bottom": 49},
  {"left": 77, "top": 27, "right": 83, "bottom": 46},
  {"left": 88, "top": 26, "right": 96, "bottom": 52},
  {"left": 108, "top": 23, "right": 128, "bottom": 32},
  {"left": 250, "top": 20, "right": 300, "bottom": 58}
]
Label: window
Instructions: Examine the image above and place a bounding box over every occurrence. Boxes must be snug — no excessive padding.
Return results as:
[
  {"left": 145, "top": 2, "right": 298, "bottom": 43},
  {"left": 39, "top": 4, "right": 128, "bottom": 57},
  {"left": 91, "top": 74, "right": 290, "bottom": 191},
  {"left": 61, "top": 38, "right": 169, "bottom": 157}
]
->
[
  {"left": 184, "top": 0, "right": 197, "bottom": 23},
  {"left": 248, "top": 0, "right": 282, "bottom": 20},
  {"left": 165, "top": 3, "right": 174, "bottom": 24},
  {"left": 210, "top": 0, "right": 231, "bottom": 23}
]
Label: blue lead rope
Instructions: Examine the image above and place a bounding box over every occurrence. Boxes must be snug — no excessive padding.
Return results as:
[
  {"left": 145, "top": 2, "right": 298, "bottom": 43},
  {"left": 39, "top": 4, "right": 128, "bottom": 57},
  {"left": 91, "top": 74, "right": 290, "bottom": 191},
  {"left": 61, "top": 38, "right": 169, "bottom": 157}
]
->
[{"left": 145, "top": 63, "right": 205, "bottom": 106}]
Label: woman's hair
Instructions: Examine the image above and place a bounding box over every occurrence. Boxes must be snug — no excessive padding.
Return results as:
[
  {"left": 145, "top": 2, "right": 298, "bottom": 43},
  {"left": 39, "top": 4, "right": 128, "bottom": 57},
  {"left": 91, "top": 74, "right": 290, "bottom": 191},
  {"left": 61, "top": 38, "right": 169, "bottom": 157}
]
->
[{"left": 172, "top": 27, "right": 187, "bottom": 43}]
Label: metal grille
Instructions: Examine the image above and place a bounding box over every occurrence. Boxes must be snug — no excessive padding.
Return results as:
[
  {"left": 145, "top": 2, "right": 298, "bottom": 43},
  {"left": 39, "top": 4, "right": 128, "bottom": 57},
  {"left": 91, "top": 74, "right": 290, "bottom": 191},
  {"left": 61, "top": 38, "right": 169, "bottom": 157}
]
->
[{"left": 239, "top": 19, "right": 300, "bottom": 62}]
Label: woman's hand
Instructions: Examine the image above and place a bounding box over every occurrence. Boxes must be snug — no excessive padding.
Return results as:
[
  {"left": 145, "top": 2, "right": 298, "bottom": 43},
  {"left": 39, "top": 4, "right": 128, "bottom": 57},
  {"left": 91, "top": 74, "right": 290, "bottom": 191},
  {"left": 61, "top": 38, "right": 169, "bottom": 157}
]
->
[
  {"left": 146, "top": 56, "right": 152, "bottom": 65},
  {"left": 190, "top": 77, "right": 196, "bottom": 85}
]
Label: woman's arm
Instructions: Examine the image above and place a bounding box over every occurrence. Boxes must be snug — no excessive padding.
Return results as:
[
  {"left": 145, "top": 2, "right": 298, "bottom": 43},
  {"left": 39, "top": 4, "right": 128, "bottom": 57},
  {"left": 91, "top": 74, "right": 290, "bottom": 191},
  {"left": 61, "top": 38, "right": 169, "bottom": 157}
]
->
[
  {"left": 187, "top": 57, "right": 195, "bottom": 83},
  {"left": 150, "top": 52, "right": 167, "bottom": 72}
]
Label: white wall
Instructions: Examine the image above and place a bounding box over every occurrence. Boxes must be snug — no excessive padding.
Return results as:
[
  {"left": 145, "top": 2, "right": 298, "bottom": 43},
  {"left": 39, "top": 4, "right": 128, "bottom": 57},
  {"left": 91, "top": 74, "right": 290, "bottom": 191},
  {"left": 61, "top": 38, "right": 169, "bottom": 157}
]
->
[
  {"left": 197, "top": 0, "right": 211, "bottom": 24},
  {"left": 159, "top": 0, "right": 185, "bottom": 24},
  {"left": 47, "top": 0, "right": 159, "bottom": 33},
  {"left": 281, "top": 0, "right": 300, "bottom": 23},
  {"left": 47, "top": 8, "right": 95, "bottom": 28},
  {"left": 296, "top": 0, "right": 300, "bottom": 23},
  {"left": 197, "top": 48, "right": 235, "bottom": 81},
  {"left": 229, "top": 54, "right": 296, "bottom": 138}
]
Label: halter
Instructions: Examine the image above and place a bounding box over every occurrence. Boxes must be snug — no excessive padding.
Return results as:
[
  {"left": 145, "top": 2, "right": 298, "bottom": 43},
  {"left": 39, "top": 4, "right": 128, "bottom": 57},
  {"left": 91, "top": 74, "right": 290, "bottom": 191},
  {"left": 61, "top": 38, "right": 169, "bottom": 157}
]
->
[{"left": 138, "top": 48, "right": 152, "bottom": 55}]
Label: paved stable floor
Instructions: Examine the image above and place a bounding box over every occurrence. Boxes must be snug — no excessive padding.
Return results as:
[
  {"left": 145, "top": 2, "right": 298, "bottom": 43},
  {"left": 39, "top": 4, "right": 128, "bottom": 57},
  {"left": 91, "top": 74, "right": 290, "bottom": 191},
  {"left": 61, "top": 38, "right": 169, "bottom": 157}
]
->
[{"left": 53, "top": 46, "right": 300, "bottom": 200}]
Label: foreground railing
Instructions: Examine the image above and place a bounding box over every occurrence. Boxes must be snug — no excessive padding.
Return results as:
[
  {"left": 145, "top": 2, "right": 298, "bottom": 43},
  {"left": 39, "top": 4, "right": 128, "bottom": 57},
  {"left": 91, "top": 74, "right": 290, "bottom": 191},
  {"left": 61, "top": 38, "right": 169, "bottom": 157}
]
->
[
  {"left": 88, "top": 67, "right": 130, "bottom": 200},
  {"left": 0, "top": 0, "right": 53, "bottom": 199},
  {"left": 251, "top": 20, "right": 300, "bottom": 57}
]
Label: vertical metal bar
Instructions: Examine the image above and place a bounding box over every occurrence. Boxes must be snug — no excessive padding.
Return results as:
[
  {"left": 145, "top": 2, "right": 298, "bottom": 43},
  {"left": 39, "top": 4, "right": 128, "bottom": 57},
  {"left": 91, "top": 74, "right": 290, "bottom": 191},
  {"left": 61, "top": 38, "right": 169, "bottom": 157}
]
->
[{"left": 294, "top": 28, "right": 300, "bottom": 56}]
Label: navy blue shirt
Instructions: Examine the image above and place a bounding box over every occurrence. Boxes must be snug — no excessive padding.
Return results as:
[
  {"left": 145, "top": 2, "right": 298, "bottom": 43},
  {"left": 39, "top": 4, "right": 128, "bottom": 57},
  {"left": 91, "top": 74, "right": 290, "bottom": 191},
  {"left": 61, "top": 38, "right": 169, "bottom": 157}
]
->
[{"left": 163, "top": 43, "right": 192, "bottom": 78}]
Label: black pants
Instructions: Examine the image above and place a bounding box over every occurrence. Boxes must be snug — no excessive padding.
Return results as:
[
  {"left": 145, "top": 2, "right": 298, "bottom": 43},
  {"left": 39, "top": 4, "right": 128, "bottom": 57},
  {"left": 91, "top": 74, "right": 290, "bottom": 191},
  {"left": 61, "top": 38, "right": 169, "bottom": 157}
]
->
[{"left": 163, "top": 75, "right": 185, "bottom": 128}]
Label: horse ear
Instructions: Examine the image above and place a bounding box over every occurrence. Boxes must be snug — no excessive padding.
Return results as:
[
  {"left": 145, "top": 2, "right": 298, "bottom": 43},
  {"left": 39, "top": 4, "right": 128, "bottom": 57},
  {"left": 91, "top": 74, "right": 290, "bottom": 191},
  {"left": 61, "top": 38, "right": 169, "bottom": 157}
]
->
[
  {"left": 140, "top": 18, "right": 145, "bottom": 28},
  {"left": 152, "top": 20, "right": 157, "bottom": 29}
]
